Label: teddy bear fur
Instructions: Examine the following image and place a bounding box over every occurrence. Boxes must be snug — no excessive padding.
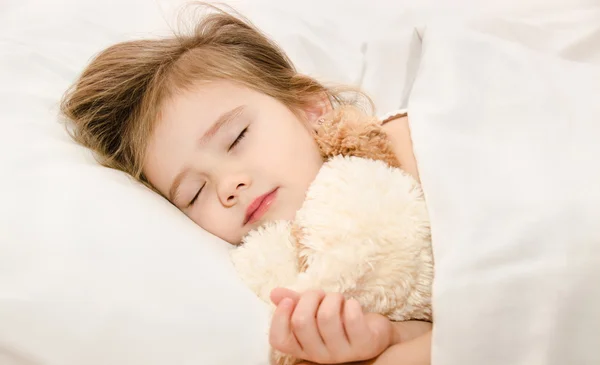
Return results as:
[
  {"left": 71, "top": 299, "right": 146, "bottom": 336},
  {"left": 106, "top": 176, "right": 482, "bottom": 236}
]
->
[{"left": 230, "top": 106, "right": 434, "bottom": 365}]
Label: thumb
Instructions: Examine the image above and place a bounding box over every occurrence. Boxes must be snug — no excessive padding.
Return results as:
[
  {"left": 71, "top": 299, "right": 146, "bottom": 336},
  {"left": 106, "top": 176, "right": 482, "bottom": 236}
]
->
[{"left": 270, "top": 287, "right": 301, "bottom": 306}]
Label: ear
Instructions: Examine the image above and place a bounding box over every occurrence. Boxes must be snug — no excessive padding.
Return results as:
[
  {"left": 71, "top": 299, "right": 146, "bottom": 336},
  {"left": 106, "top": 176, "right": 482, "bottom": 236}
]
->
[{"left": 303, "top": 92, "right": 333, "bottom": 127}]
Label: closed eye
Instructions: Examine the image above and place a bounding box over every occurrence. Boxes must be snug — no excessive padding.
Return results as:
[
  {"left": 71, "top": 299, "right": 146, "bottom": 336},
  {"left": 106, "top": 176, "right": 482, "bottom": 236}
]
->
[
  {"left": 188, "top": 183, "right": 205, "bottom": 207},
  {"left": 228, "top": 127, "right": 248, "bottom": 151}
]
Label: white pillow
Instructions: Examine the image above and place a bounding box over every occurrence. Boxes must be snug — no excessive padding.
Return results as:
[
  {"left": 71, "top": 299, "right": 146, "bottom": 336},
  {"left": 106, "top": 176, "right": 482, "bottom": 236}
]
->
[{"left": 0, "top": 1, "right": 266, "bottom": 365}]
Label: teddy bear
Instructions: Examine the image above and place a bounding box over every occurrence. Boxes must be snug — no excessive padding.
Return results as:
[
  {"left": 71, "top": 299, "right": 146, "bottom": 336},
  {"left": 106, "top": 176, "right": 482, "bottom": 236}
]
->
[{"left": 229, "top": 105, "right": 434, "bottom": 365}]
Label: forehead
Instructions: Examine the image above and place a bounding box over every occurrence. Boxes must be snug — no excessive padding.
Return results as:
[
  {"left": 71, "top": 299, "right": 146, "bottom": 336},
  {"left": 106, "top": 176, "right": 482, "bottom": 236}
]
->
[{"left": 161, "top": 80, "right": 250, "bottom": 121}]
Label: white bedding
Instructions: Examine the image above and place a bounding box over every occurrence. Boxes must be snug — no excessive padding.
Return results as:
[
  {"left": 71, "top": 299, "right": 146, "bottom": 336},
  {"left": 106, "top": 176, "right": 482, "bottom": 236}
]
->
[
  {"left": 1, "top": 0, "right": 600, "bottom": 364},
  {"left": 408, "top": 7, "right": 600, "bottom": 364}
]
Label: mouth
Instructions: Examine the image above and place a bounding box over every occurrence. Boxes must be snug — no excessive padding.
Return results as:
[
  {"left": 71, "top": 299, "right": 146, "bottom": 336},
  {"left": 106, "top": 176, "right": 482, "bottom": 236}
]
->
[{"left": 244, "top": 188, "right": 278, "bottom": 226}]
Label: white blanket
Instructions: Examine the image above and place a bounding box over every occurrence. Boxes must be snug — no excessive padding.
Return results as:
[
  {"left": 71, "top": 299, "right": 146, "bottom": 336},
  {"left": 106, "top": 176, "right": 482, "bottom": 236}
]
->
[{"left": 407, "top": 8, "right": 600, "bottom": 365}]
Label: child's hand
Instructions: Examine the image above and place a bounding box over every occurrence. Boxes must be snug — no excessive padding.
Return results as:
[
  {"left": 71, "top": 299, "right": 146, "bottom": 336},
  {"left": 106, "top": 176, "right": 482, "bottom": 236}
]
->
[{"left": 269, "top": 288, "right": 395, "bottom": 364}]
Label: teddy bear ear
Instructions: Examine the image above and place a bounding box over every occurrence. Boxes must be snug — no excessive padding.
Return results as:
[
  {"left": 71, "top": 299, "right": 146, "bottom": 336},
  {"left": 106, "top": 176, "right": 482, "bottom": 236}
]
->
[{"left": 312, "top": 106, "right": 399, "bottom": 167}]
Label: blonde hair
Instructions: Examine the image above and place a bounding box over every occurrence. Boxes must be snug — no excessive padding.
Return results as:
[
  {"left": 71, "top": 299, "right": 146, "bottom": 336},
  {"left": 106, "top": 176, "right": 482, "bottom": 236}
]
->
[{"left": 60, "top": 5, "right": 370, "bottom": 185}]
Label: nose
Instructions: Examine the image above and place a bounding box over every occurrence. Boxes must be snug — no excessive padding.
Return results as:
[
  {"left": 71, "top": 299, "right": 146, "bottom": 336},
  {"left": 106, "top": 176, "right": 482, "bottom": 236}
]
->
[{"left": 217, "top": 173, "right": 250, "bottom": 207}]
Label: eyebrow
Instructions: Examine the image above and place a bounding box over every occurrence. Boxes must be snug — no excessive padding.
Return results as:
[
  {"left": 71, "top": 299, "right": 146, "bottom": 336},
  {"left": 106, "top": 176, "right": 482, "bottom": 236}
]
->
[
  {"left": 168, "top": 105, "right": 246, "bottom": 203},
  {"left": 198, "top": 105, "right": 246, "bottom": 147}
]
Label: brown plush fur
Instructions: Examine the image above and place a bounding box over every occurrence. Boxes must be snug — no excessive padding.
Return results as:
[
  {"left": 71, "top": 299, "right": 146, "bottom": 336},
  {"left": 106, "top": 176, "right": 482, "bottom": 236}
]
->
[{"left": 314, "top": 106, "right": 401, "bottom": 169}]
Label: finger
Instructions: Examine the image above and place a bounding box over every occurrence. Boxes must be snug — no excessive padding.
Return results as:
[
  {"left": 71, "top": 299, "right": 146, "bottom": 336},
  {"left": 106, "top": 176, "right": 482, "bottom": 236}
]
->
[
  {"left": 317, "top": 293, "right": 351, "bottom": 357},
  {"left": 269, "top": 298, "right": 302, "bottom": 356},
  {"left": 270, "top": 287, "right": 301, "bottom": 306},
  {"left": 342, "top": 298, "right": 370, "bottom": 346},
  {"left": 291, "top": 290, "right": 329, "bottom": 360},
  {"left": 363, "top": 312, "right": 395, "bottom": 356}
]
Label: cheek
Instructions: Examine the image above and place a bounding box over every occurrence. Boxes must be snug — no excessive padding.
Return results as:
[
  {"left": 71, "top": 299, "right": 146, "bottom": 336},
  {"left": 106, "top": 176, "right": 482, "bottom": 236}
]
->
[
  {"left": 250, "top": 119, "right": 322, "bottom": 182},
  {"left": 284, "top": 141, "right": 323, "bottom": 184},
  {"left": 190, "top": 198, "right": 224, "bottom": 231},
  {"left": 275, "top": 124, "right": 317, "bottom": 157}
]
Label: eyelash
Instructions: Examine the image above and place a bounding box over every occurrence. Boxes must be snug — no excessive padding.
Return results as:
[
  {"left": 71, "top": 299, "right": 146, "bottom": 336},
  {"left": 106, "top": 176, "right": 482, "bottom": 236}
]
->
[
  {"left": 188, "top": 183, "right": 205, "bottom": 207},
  {"left": 228, "top": 127, "right": 248, "bottom": 151},
  {"left": 188, "top": 127, "right": 249, "bottom": 207}
]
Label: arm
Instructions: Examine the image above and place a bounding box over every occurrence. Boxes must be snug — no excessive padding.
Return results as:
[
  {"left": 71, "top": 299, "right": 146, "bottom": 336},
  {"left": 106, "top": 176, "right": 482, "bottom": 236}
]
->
[
  {"left": 382, "top": 114, "right": 421, "bottom": 183},
  {"left": 363, "top": 328, "right": 432, "bottom": 365}
]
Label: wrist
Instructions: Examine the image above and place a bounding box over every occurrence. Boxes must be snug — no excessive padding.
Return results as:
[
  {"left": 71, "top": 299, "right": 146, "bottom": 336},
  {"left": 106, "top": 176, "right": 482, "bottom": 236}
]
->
[
  {"left": 391, "top": 320, "right": 433, "bottom": 345},
  {"left": 390, "top": 321, "right": 403, "bottom": 346}
]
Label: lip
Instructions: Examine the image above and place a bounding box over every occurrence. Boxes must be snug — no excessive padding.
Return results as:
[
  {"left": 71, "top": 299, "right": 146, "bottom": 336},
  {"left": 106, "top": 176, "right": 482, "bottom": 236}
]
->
[{"left": 244, "top": 188, "right": 278, "bottom": 225}]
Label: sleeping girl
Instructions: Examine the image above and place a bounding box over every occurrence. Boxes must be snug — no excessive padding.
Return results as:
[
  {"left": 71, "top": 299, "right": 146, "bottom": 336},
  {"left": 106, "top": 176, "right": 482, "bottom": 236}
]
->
[{"left": 60, "top": 7, "right": 432, "bottom": 365}]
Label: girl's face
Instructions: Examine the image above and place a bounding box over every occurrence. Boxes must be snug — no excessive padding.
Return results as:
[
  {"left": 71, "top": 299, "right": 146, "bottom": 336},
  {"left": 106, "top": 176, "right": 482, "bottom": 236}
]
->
[{"left": 144, "top": 80, "right": 325, "bottom": 244}]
